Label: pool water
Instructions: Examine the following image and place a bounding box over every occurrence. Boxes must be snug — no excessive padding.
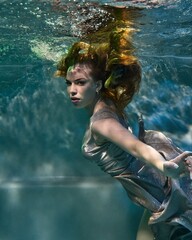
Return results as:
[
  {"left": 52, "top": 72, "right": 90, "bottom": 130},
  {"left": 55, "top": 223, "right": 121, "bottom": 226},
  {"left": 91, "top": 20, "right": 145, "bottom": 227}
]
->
[{"left": 0, "top": 1, "right": 192, "bottom": 240}]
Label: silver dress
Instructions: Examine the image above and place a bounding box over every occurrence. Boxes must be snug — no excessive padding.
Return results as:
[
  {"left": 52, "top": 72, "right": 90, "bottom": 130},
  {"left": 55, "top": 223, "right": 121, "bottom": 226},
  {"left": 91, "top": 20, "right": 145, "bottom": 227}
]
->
[{"left": 82, "top": 108, "right": 192, "bottom": 240}]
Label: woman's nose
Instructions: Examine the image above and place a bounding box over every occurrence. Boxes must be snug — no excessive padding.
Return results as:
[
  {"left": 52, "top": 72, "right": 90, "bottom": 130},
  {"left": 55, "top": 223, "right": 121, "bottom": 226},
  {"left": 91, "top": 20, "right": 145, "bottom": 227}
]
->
[{"left": 69, "top": 83, "right": 77, "bottom": 95}]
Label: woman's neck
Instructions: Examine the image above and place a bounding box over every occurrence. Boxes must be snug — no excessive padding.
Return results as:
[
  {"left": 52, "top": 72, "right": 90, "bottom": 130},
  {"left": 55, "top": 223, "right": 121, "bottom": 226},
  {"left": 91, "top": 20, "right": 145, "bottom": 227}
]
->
[
  {"left": 85, "top": 95, "right": 102, "bottom": 116},
  {"left": 93, "top": 96, "right": 117, "bottom": 114},
  {"left": 85, "top": 94, "right": 126, "bottom": 120}
]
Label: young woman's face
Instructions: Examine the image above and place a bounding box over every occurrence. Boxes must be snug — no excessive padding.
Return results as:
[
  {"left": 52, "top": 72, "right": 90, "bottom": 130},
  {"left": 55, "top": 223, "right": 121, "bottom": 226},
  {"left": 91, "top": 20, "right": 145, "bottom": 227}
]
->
[{"left": 65, "top": 63, "right": 99, "bottom": 109}]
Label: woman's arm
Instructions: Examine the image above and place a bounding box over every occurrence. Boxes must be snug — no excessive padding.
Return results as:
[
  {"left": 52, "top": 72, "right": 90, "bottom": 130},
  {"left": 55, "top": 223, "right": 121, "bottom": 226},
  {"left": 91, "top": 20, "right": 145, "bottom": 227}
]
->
[{"left": 92, "top": 117, "right": 191, "bottom": 178}]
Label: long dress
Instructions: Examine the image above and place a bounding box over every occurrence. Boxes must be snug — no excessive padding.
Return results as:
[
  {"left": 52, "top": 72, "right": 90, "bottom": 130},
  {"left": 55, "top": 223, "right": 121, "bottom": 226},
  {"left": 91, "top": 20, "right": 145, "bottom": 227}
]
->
[{"left": 82, "top": 107, "right": 192, "bottom": 240}]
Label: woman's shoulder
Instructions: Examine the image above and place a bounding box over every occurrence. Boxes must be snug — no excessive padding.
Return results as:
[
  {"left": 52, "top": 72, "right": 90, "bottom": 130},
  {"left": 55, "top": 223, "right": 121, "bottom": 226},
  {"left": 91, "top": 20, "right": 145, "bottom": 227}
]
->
[{"left": 89, "top": 104, "right": 121, "bottom": 145}]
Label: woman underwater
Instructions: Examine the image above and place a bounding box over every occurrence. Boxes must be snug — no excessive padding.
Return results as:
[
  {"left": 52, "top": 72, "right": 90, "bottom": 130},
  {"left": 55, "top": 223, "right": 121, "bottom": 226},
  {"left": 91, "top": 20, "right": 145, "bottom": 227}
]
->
[{"left": 55, "top": 7, "right": 192, "bottom": 240}]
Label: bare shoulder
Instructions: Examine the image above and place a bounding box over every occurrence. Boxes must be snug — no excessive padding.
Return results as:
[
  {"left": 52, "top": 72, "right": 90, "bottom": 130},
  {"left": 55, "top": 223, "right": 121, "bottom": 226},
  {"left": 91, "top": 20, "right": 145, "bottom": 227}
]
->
[
  {"left": 91, "top": 115, "right": 128, "bottom": 140},
  {"left": 91, "top": 99, "right": 131, "bottom": 140}
]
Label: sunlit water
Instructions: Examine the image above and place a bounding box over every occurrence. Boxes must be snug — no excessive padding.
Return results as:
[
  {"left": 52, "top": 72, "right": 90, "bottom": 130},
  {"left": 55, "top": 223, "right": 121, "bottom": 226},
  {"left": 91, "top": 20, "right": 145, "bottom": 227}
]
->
[{"left": 0, "top": 1, "right": 192, "bottom": 239}]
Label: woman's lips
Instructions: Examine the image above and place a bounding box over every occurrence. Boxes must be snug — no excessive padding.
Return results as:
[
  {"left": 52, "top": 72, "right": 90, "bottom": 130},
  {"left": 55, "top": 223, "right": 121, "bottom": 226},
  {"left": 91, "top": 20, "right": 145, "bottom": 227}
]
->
[{"left": 71, "top": 97, "right": 80, "bottom": 103}]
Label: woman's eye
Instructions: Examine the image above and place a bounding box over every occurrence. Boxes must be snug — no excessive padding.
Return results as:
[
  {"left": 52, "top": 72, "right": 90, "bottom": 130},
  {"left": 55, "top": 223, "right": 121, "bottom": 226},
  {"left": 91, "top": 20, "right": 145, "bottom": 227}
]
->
[
  {"left": 65, "top": 79, "right": 87, "bottom": 86},
  {"left": 65, "top": 81, "right": 71, "bottom": 86},
  {"left": 77, "top": 81, "right": 86, "bottom": 85}
]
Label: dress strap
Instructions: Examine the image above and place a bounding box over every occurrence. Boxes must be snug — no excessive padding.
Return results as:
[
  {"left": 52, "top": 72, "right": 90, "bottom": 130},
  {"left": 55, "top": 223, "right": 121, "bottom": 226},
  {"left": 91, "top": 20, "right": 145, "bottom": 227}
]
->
[{"left": 138, "top": 113, "right": 146, "bottom": 142}]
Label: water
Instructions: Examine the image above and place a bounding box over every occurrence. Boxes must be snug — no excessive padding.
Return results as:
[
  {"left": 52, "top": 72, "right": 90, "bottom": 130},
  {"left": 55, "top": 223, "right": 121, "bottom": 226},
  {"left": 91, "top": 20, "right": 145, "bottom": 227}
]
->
[{"left": 0, "top": 0, "right": 192, "bottom": 239}]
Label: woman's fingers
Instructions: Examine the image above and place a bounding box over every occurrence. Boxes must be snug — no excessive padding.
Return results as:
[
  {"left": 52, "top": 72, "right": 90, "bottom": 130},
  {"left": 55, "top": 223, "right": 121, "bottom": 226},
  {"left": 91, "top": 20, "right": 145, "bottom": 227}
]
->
[
  {"left": 185, "top": 156, "right": 192, "bottom": 179},
  {"left": 185, "top": 157, "right": 192, "bottom": 169},
  {"left": 172, "top": 151, "right": 192, "bottom": 165},
  {"left": 163, "top": 151, "right": 192, "bottom": 178},
  {"left": 174, "top": 152, "right": 192, "bottom": 176}
]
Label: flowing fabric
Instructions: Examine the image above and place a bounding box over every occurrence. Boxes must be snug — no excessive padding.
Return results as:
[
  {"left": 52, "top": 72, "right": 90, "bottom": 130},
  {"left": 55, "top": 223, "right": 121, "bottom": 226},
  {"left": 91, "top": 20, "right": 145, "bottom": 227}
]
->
[{"left": 82, "top": 108, "right": 192, "bottom": 240}]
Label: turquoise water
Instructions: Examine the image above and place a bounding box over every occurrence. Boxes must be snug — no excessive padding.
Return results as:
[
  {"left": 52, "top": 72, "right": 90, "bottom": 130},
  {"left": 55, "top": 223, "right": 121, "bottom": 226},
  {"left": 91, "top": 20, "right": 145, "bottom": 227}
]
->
[{"left": 0, "top": 1, "right": 192, "bottom": 239}]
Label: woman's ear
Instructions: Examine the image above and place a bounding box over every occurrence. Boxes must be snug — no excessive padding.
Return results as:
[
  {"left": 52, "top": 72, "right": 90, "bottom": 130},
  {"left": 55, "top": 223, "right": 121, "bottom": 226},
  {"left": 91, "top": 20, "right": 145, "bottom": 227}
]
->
[{"left": 96, "top": 80, "right": 102, "bottom": 92}]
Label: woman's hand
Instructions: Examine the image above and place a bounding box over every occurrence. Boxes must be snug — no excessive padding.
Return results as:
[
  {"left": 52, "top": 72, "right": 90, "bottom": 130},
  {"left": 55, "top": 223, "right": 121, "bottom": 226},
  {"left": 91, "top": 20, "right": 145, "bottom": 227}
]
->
[{"left": 163, "top": 151, "right": 192, "bottom": 178}]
